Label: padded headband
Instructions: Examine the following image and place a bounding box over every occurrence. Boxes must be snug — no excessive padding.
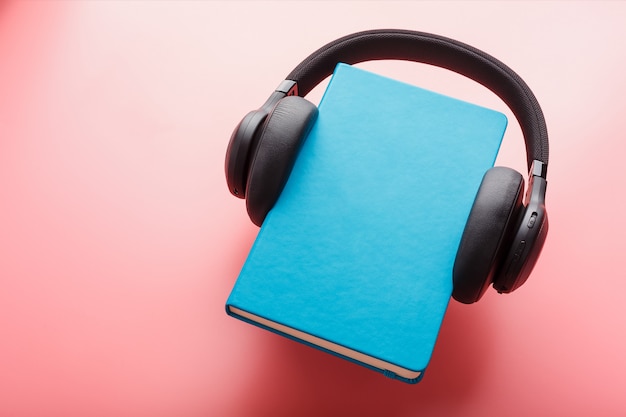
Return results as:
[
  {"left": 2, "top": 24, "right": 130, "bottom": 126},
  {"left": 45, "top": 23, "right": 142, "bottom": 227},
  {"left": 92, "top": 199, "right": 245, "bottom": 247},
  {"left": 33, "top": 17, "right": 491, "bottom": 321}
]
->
[{"left": 285, "top": 29, "right": 549, "bottom": 173}]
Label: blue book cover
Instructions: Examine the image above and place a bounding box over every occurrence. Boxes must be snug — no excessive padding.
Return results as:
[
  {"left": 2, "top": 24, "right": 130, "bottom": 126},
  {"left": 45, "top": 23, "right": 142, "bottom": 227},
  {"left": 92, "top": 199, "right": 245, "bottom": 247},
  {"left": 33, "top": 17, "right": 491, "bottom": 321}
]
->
[{"left": 226, "top": 64, "right": 507, "bottom": 383}]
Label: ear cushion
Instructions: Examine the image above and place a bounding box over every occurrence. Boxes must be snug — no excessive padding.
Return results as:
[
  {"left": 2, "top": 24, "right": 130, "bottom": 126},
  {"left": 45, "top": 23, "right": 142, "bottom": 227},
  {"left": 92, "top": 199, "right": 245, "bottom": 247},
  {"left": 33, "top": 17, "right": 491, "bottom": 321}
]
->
[
  {"left": 246, "top": 96, "right": 318, "bottom": 226},
  {"left": 452, "top": 167, "right": 524, "bottom": 304}
]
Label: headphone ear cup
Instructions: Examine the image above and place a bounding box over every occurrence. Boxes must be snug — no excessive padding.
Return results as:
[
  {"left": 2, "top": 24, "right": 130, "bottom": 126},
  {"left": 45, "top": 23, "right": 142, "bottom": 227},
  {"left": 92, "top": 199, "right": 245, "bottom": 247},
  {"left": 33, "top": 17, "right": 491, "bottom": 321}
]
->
[
  {"left": 225, "top": 110, "right": 266, "bottom": 199},
  {"left": 452, "top": 167, "right": 524, "bottom": 304},
  {"left": 245, "top": 96, "right": 318, "bottom": 226}
]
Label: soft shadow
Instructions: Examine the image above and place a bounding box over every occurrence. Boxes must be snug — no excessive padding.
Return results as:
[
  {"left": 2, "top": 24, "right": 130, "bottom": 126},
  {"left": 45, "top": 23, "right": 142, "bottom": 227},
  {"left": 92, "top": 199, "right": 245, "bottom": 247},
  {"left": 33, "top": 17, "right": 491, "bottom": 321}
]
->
[
  {"left": 235, "top": 299, "right": 494, "bottom": 417},
  {"left": 0, "top": 0, "right": 14, "bottom": 17}
]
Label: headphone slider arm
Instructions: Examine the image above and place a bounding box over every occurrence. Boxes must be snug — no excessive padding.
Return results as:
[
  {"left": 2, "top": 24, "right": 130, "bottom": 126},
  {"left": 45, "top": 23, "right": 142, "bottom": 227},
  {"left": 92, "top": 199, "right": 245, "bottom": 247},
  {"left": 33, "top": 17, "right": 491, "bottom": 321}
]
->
[{"left": 275, "top": 80, "right": 298, "bottom": 96}]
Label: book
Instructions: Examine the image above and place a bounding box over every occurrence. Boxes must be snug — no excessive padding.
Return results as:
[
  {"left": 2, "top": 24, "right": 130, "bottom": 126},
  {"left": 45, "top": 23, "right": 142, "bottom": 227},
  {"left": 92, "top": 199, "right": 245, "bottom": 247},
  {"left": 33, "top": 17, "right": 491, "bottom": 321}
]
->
[{"left": 226, "top": 63, "right": 507, "bottom": 383}]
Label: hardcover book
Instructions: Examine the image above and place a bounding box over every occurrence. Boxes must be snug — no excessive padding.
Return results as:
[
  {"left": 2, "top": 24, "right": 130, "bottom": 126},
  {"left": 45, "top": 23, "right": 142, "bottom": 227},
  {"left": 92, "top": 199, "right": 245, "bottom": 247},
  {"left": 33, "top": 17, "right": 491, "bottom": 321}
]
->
[{"left": 226, "top": 64, "right": 507, "bottom": 383}]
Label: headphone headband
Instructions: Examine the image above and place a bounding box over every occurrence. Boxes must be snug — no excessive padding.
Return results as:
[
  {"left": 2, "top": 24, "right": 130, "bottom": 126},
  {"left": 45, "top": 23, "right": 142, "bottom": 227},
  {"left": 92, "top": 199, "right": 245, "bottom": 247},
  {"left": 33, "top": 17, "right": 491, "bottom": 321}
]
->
[
  {"left": 285, "top": 29, "right": 549, "bottom": 174},
  {"left": 226, "top": 29, "right": 551, "bottom": 304}
]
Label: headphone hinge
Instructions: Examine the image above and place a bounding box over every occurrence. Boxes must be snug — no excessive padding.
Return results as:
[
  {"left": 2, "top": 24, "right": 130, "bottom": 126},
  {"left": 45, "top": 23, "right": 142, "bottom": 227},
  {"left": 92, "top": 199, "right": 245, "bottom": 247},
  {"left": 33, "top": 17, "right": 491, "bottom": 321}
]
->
[
  {"left": 275, "top": 80, "right": 299, "bottom": 97},
  {"left": 526, "top": 160, "right": 548, "bottom": 205},
  {"left": 529, "top": 159, "right": 547, "bottom": 179}
]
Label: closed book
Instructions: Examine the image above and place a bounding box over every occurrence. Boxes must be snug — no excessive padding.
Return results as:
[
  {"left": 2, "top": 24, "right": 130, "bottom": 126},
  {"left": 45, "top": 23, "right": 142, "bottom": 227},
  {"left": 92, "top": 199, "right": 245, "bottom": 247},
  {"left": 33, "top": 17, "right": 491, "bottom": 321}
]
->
[{"left": 226, "top": 64, "right": 507, "bottom": 383}]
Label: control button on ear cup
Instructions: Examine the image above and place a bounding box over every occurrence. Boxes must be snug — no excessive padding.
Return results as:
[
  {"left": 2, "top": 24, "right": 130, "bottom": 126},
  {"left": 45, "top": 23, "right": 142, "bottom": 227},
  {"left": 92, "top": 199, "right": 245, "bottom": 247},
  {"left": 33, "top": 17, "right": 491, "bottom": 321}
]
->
[
  {"left": 452, "top": 167, "right": 524, "bottom": 304},
  {"left": 245, "top": 96, "right": 318, "bottom": 226},
  {"left": 494, "top": 176, "right": 548, "bottom": 294}
]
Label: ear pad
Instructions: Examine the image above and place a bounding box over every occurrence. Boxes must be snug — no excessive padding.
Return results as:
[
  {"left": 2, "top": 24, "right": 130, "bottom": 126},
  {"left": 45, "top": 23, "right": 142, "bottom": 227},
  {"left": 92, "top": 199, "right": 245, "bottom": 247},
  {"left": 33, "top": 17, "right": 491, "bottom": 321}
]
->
[
  {"left": 453, "top": 167, "right": 524, "bottom": 304},
  {"left": 245, "top": 96, "right": 318, "bottom": 226}
]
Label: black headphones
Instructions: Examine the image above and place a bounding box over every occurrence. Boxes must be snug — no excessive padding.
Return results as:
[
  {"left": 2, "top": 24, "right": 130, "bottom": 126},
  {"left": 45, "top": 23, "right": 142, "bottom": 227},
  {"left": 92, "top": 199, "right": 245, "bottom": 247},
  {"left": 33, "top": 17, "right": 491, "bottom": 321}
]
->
[{"left": 225, "top": 29, "right": 549, "bottom": 304}]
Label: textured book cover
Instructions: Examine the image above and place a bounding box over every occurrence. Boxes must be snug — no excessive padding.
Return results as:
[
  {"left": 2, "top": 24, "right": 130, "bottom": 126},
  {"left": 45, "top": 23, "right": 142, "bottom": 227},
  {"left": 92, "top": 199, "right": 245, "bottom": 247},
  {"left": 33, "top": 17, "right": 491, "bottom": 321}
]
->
[{"left": 226, "top": 64, "right": 507, "bottom": 383}]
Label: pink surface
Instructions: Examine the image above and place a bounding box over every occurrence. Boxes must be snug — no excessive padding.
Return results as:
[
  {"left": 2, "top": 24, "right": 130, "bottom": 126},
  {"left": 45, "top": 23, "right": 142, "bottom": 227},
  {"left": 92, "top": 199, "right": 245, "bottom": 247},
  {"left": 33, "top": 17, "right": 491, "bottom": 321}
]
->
[{"left": 1, "top": 1, "right": 625, "bottom": 416}]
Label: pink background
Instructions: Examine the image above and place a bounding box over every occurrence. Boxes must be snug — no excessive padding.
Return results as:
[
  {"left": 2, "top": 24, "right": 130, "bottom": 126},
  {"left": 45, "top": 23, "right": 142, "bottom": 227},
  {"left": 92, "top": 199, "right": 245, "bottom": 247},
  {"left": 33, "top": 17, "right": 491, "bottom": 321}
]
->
[{"left": 1, "top": 1, "right": 625, "bottom": 416}]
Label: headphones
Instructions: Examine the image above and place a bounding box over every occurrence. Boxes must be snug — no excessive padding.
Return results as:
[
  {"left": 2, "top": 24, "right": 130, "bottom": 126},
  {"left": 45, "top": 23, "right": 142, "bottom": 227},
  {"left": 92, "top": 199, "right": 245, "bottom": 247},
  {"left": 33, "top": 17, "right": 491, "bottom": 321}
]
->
[{"left": 225, "top": 29, "right": 549, "bottom": 304}]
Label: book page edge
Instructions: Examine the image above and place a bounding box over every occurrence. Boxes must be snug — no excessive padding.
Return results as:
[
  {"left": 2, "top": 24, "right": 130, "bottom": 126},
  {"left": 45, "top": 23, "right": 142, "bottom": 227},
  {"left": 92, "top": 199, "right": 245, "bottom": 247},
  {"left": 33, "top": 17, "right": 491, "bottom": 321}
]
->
[{"left": 228, "top": 306, "right": 422, "bottom": 381}]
